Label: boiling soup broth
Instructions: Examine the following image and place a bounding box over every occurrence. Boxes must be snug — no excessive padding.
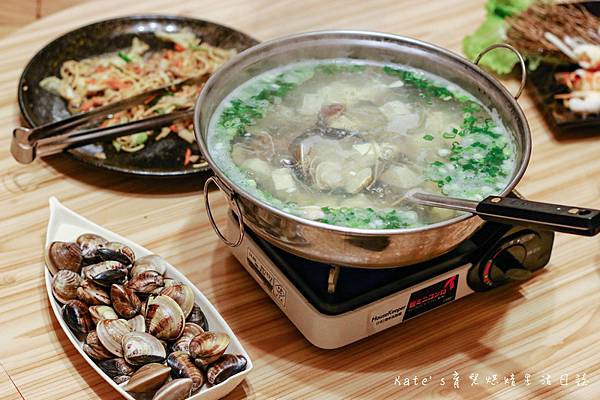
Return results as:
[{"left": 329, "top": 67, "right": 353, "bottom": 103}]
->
[{"left": 208, "top": 59, "right": 516, "bottom": 229}]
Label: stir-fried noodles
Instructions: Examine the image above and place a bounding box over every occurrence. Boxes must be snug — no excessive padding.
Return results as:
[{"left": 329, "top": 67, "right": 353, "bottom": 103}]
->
[{"left": 40, "top": 29, "right": 236, "bottom": 161}]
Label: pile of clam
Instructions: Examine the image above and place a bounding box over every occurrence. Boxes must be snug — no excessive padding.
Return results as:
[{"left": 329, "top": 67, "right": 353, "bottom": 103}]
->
[{"left": 48, "top": 233, "right": 247, "bottom": 400}]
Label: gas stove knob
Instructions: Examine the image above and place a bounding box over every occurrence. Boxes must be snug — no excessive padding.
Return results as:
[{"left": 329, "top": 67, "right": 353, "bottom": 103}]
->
[
  {"left": 470, "top": 229, "right": 553, "bottom": 291},
  {"left": 491, "top": 244, "right": 532, "bottom": 282},
  {"left": 480, "top": 233, "right": 539, "bottom": 288}
]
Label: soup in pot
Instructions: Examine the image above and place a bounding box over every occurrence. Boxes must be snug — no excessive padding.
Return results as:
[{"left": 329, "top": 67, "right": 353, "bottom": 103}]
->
[{"left": 207, "top": 59, "right": 516, "bottom": 229}]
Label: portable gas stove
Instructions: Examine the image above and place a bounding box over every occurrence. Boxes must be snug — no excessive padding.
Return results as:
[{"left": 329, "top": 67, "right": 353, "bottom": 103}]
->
[{"left": 226, "top": 211, "right": 554, "bottom": 349}]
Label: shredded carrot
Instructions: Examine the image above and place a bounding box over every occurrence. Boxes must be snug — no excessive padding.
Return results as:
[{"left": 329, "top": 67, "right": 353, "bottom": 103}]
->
[
  {"left": 164, "top": 50, "right": 174, "bottom": 60},
  {"left": 105, "top": 79, "right": 131, "bottom": 90},
  {"left": 169, "top": 124, "right": 180, "bottom": 133},
  {"left": 173, "top": 58, "right": 182, "bottom": 68},
  {"left": 86, "top": 78, "right": 97, "bottom": 84},
  {"left": 80, "top": 97, "right": 105, "bottom": 112},
  {"left": 94, "top": 66, "right": 107, "bottom": 73},
  {"left": 174, "top": 43, "right": 186, "bottom": 52},
  {"left": 144, "top": 94, "right": 157, "bottom": 105},
  {"left": 184, "top": 148, "right": 192, "bottom": 166},
  {"left": 81, "top": 102, "right": 93, "bottom": 112}
]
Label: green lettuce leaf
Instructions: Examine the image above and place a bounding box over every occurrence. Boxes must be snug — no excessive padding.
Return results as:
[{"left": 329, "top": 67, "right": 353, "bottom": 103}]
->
[
  {"left": 486, "top": 0, "right": 533, "bottom": 18},
  {"left": 463, "top": 15, "right": 517, "bottom": 74},
  {"left": 463, "top": 0, "right": 534, "bottom": 74}
]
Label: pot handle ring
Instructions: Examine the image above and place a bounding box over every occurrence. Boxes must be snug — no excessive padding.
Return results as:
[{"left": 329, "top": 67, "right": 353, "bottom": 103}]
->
[
  {"left": 474, "top": 43, "right": 526, "bottom": 100},
  {"left": 204, "top": 175, "right": 245, "bottom": 247}
]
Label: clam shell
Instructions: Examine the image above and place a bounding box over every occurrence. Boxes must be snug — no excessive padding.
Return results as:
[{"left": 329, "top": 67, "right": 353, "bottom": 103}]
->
[
  {"left": 167, "top": 351, "right": 205, "bottom": 392},
  {"left": 47, "top": 241, "right": 82, "bottom": 275},
  {"left": 145, "top": 295, "right": 185, "bottom": 340},
  {"left": 171, "top": 323, "right": 204, "bottom": 354},
  {"left": 122, "top": 332, "right": 166, "bottom": 365},
  {"left": 207, "top": 354, "right": 247, "bottom": 385},
  {"left": 111, "top": 284, "right": 141, "bottom": 319},
  {"left": 131, "top": 254, "right": 169, "bottom": 278},
  {"left": 52, "top": 270, "right": 82, "bottom": 304},
  {"left": 126, "top": 271, "right": 164, "bottom": 294},
  {"left": 189, "top": 332, "right": 230, "bottom": 367},
  {"left": 151, "top": 277, "right": 177, "bottom": 295},
  {"left": 98, "top": 358, "right": 136, "bottom": 378},
  {"left": 152, "top": 378, "right": 192, "bottom": 400},
  {"left": 89, "top": 305, "right": 119, "bottom": 324},
  {"left": 83, "top": 331, "right": 113, "bottom": 360},
  {"left": 98, "top": 242, "right": 135, "bottom": 265},
  {"left": 187, "top": 304, "right": 209, "bottom": 331},
  {"left": 97, "top": 318, "right": 132, "bottom": 357},
  {"left": 160, "top": 284, "right": 194, "bottom": 318},
  {"left": 84, "top": 261, "right": 127, "bottom": 287},
  {"left": 124, "top": 363, "right": 171, "bottom": 393},
  {"left": 77, "top": 280, "right": 111, "bottom": 305},
  {"left": 127, "top": 315, "right": 146, "bottom": 333},
  {"left": 76, "top": 233, "right": 108, "bottom": 261},
  {"left": 113, "top": 375, "right": 130, "bottom": 384},
  {"left": 159, "top": 339, "right": 169, "bottom": 353},
  {"left": 62, "top": 300, "right": 93, "bottom": 338},
  {"left": 164, "top": 278, "right": 178, "bottom": 288}
]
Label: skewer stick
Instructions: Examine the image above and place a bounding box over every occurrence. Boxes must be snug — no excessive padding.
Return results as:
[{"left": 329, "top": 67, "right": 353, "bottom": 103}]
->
[{"left": 544, "top": 32, "right": 577, "bottom": 61}]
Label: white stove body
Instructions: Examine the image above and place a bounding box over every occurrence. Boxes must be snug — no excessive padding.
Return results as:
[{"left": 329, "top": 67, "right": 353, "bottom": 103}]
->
[{"left": 227, "top": 215, "right": 476, "bottom": 349}]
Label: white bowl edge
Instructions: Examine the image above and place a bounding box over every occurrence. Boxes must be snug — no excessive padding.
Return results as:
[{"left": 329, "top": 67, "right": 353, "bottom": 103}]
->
[{"left": 44, "top": 197, "right": 253, "bottom": 400}]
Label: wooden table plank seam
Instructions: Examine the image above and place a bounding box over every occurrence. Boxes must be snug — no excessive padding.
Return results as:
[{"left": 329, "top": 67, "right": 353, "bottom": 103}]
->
[{"left": 0, "top": 361, "right": 25, "bottom": 400}]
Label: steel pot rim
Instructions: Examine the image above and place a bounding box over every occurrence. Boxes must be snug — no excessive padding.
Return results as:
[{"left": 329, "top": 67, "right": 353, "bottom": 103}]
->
[{"left": 194, "top": 29, "right": 531, "bottom": 237}]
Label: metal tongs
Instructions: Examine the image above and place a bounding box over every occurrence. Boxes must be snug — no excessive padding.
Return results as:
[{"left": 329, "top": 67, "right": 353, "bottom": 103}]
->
[{"left": 11, "top": 76, "right": 203, "bottom": 164}]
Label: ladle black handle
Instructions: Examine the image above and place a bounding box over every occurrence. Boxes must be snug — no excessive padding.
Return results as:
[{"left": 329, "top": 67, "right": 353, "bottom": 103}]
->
[
  {"left": 476, "top": 196, "right": 600, "bottom": 236},
  {"left": 411, "top": 192, "right": 600, "bottom": 236}
]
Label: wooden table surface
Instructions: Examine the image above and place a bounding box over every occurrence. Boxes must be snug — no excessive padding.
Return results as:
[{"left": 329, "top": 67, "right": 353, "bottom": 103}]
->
[
  {"left": 0, "top": 0, "right": 90, "bottom": 38},
  {"left": 1, "top": 0, "right": 599, "bottom": 399}
]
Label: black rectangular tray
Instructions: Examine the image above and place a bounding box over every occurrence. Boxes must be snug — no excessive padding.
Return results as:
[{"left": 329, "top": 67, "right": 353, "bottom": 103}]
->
[{"left": 526, "top": 2, "right": 600, "bottom": 137}]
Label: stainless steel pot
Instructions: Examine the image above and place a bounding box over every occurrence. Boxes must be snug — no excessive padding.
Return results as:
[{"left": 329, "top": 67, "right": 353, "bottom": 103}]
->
[{"left": 193, "top": 31, "right": 595, "bottom": 268}]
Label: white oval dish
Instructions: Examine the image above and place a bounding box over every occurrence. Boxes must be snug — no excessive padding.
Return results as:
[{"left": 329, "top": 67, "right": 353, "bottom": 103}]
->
[{"left": 44, "top": 196, "right": 252, "bottom": 400}]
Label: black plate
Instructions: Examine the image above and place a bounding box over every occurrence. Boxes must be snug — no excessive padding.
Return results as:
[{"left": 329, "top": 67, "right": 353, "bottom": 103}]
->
[
  {"left": 527, "top": 2, "right": 600, "bottom": 137},
  {"left": 18, "top": 15, "right": 258, "bottom": 177}
]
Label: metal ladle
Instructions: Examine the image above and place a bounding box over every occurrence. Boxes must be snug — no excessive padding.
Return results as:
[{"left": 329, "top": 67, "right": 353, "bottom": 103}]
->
[
  {"left": 285, "top": 118, "right": 600, "bottom": 236},
  {"left": 406, "top": 190, "right": 600, "bottom": 236},
  {"left": 287, "top": 140, "right": 600, "bottom": 236}
]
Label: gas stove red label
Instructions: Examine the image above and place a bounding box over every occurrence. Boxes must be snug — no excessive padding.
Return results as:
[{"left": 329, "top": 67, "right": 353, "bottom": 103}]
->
[{"left": 403, "top": 275, "right": 458, "bottom": 321}]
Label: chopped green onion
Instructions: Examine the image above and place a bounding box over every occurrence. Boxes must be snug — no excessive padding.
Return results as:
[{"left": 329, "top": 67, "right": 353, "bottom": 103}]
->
[
  {"left": 117, "top": 51, "right": 132, "bottom": 63},
  {"left": 383, "top": 66, "right": 456, "bottom": 101},
  {"left": 190, "top": 45, "right": 209, "bottom": 52},
  {"left": 318, "top": 207, "right": 414, "bottom": 229},
  {"left": 218, "top": 73, "right": 298, "bottom": 135},
  {"left": 423, "top": 134, "right": 434, "bottom": 141},
  {"left": 316, "top": 64, "right": 367, "bottom": 75},
  {"left": 148, "top": 94, "right": 163, "bottom": 107}
]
